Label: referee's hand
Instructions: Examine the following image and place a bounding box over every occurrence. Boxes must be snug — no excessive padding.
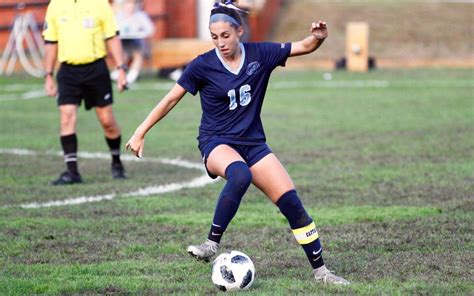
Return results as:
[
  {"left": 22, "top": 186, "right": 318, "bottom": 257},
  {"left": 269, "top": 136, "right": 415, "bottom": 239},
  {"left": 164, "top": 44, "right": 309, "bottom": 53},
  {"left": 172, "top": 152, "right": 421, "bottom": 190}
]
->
[
  {"left": 44, "top": 75, "right": 57, "bottom": 97},
  {"left": 117, "top": 69, "right": 128, "bottom": 92}
]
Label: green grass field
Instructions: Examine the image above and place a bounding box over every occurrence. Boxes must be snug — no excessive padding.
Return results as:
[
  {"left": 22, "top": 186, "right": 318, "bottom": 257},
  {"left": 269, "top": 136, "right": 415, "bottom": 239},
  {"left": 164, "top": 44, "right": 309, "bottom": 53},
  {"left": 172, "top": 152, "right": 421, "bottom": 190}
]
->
[{"left": 0, "top": 68, "right": 473, "bottom": 295}]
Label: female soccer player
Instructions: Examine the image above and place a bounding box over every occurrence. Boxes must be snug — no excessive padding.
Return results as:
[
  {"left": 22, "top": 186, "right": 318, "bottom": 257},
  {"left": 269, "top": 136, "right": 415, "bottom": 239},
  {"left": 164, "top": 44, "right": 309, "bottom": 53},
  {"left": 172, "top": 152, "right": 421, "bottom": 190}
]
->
[{"left": 126, "top": 1, "right": 350, "bottom": 286}]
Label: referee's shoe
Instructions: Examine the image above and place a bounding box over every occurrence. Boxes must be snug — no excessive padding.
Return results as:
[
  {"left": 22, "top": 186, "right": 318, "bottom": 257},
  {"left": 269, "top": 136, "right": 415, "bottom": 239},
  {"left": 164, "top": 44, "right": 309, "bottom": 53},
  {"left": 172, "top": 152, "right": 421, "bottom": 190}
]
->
[
  {"left": 111, "top": 162, "right": 127, "bottom": 179},
  {"left": 51, "top": 171, "right": 83, "bottom": 185}
]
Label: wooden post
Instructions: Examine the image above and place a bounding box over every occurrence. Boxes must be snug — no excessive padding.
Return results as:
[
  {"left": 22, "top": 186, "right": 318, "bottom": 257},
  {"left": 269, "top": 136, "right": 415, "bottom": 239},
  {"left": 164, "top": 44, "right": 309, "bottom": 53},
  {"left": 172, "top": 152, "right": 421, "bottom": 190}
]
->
[{"left": 346, "top": 22, "right": 369, "bottom": 72}]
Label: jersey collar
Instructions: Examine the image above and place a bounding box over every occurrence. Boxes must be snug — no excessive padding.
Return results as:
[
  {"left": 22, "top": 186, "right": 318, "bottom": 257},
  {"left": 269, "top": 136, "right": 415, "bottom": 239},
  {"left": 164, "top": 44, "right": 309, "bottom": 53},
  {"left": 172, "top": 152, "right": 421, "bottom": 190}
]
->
[{"left": 214, "top": 43, "right": 246, "bottom": 75}]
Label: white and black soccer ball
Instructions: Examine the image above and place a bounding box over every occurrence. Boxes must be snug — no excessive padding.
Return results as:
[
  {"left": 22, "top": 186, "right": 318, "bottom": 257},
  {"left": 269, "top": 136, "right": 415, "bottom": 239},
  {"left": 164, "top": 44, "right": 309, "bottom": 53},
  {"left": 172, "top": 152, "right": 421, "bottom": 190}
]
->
[{"left": 211, "top": 250, "right": 255, "bottom": 292}]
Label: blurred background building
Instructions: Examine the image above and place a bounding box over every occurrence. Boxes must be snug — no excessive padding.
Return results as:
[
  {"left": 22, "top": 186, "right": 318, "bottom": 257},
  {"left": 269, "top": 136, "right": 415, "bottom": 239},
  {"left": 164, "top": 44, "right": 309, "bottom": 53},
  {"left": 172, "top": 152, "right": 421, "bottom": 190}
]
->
[{"left": 0, "top": 0, "right": 472, "bottom": 76}]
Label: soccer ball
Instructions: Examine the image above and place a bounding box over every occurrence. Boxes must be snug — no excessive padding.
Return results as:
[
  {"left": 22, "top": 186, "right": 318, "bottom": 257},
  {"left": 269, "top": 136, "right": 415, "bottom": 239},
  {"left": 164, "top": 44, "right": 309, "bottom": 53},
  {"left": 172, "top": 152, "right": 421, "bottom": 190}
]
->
[{"left": 211, "top": 250, "right": 255, "bottom": 292}]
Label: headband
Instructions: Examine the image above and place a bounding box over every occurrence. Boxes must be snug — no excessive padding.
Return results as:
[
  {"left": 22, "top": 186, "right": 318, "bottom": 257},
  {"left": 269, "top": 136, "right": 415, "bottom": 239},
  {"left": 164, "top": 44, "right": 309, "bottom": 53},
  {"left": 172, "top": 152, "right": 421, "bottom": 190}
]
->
[{"left": 209, "top": 13, "right": 241, "bottom": 27}]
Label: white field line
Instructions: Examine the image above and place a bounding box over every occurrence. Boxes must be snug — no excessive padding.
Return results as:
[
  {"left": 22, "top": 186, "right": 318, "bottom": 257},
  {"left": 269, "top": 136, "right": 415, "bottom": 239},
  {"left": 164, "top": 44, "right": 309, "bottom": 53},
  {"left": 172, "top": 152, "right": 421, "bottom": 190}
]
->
[
  {"left": 0, "top": 94, "right": 39, "bottom": 103},
  {"left": 17, "top": 175, "right": 216, "bottom": 209},
  {"left": 0, "top": 148, "right": 219, "bottom": 209},
  {"left": 129, "top": 80, "right": 391, "bottom": 91},
  {"left": 0, "top": 85, "right": 45, "bottom": 101},
  {"left": 3, "top": 84, "right": 42, "bottom": 91},
  {"left": 0, "top": 148, "right": 204, "bottom": 170},
  {"left": 129, "top": 79, "right": 474, "bottom": 91},
  {"left": 0, "top": 92, "right": 45, "bottom": 101},
  {"left": 21, "top": 90, "right": 46, "bottom": 100},
  {"left": 272, "top": 80, "right": 390, "bottom": 88},
  {"left": 1, "top": 79, "right": 473, "bottom": 102}
]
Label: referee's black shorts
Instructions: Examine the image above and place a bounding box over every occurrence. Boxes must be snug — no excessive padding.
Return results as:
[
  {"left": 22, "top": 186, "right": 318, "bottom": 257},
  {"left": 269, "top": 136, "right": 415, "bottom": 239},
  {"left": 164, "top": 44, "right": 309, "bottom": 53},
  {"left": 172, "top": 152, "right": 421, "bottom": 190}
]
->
[{"left": 57, "top": 58, "right": 113, "bottom": 110}]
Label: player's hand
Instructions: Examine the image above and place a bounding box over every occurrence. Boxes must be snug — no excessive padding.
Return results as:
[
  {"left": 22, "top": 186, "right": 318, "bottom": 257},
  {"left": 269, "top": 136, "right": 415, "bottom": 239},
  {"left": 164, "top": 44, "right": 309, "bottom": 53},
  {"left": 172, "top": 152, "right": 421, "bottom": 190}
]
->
[
  {"left": 44, "top": 76, "right": 57, "bottom": 97},
  {"left": 311, "top": 21, "right": 328, "bottom": 40},
  {"left": 117, "top": 69, "right": 128, "bottom": 92},
  {"left": 125, "top": 133, "right": 145, "bottom": 158}
]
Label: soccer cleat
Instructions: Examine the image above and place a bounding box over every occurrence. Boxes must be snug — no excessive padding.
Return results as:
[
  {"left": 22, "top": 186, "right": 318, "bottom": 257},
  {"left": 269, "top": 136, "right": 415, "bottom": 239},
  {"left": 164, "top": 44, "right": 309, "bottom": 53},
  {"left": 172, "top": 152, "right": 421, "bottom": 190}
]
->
[
  {"left": 187, "top": 240, "right": 219, "bottom": 262},
  {"left": 314, "top": 265, "right": 350, "bottom": 286},
  {"left": 50, "top": 171, "right": 83, "bottom": 185},
  {"left": 111, "top": 162, "right": 126, "bottom": 179}
]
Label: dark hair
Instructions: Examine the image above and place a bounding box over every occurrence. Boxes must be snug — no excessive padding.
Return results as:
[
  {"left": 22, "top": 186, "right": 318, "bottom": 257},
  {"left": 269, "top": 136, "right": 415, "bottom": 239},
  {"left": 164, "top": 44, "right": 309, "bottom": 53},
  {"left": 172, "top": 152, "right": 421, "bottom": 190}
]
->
[{"left": 210, "top": 5, "right": 243, "bottom": 28}]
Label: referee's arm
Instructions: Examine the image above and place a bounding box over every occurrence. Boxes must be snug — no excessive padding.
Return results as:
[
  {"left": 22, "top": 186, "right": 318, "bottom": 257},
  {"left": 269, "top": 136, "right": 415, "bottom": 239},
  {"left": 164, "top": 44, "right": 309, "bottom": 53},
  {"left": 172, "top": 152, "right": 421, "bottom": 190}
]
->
[
  {"left": 106, "top": 32, "right": 128, "bottom": 92},
  {"left": 44, "top": 42, "right": 58, "bottom": 97}
]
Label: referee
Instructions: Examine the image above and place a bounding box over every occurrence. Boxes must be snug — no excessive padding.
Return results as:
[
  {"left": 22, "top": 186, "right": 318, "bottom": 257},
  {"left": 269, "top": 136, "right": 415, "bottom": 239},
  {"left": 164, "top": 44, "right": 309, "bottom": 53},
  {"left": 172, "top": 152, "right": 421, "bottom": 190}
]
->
[{"left": 43, "top": 0, "right": 129, "bottom": 185}]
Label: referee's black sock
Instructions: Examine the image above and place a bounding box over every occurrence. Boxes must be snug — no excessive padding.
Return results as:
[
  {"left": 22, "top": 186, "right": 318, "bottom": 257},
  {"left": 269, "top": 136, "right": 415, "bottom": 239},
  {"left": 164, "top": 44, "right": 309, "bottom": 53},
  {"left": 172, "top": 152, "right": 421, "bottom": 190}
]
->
[
  {"left": 105, "top": 135, "right": 122, "bottom": 165},
  {"left": 60, "top": 134, "right": 79, "bottom": 176}
]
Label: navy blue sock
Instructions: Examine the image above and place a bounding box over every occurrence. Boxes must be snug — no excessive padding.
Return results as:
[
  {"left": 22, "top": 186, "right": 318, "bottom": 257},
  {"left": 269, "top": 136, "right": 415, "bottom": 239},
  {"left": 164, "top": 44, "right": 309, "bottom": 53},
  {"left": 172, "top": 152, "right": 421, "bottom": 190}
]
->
[
  {"left": 277, "top": 190, "right": 325, "bottom": 269},
  {"left": 208, "top": 161, "right": 252, "bottom": 244}
]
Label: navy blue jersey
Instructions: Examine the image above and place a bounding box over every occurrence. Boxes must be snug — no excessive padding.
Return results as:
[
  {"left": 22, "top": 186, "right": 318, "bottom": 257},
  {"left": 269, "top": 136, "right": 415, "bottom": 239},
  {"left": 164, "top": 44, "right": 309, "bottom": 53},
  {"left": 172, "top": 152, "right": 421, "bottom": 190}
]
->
[{"left": 178, "top": 42, "right": 291, "bottom": 146}]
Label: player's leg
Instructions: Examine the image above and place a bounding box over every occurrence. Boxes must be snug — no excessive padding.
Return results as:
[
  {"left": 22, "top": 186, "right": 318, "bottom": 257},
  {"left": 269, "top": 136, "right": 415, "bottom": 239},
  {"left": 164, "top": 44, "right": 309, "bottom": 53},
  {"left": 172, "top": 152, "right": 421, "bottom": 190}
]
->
[
  {"left": 188, "top": 144, "right": 252, "bottom": 261},
  {"left": 206, "top": 144, "right": 253, "bottom": 242},
  {"left": 95, "top": 105, "right": 126, "bottom": 179},
  {"left": 250, "top": 153, "right": 350, "bottom": 285},
  {"left": 51, "top": 104, "right": 82, "bottom": 185}
]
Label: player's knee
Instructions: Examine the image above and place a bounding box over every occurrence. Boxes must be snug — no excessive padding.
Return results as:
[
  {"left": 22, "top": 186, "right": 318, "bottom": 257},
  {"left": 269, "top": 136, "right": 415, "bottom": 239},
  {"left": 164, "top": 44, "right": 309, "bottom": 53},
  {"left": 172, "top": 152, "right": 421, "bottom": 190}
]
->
[
  {"left": 276, "top": 190, "right": 313, "bottom": 229},
  {"left": 225, "top": 161, "right": 252, "bottom": 191}
]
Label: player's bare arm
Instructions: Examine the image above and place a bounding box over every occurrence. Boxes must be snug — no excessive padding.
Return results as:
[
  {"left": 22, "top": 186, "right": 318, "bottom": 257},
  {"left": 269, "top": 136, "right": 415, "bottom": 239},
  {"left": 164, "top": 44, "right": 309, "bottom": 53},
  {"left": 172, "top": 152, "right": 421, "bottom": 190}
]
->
[
  {"left": 290, "top": 20, "right": 328, "bottom": 57},
  {"left": 44, "top": 43, "right": 58, "bottom": 97},
  {"left": 106, "top": 35, "right": 128, "bottom": 92},
  {"left": 126, "top": 83, "right": 187, "bottom": 158}
]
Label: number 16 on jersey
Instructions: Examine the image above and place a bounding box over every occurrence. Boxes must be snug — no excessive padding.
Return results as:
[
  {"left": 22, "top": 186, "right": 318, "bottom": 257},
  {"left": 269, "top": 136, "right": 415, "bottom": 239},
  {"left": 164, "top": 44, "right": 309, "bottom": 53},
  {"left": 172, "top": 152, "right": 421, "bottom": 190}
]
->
[{"left": 228, "top": 84, "right": 252, "bottom": 110}]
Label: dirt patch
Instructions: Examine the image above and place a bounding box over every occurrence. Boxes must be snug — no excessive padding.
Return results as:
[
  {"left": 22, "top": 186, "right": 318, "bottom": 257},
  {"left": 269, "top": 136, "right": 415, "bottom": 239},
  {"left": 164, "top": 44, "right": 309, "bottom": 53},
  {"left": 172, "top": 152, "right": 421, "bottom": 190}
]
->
[
  {"left": 3, "top": 211, "right": 472, "bottom": 288},
  {"left": 98, "top": 285, "right": 127, "bottom": 294},
  {"left": 5, "top": 222, "right": 197, "bottom": 265},
  {"left": 321, "top": 215, "right": 473, "bottom": 282}
]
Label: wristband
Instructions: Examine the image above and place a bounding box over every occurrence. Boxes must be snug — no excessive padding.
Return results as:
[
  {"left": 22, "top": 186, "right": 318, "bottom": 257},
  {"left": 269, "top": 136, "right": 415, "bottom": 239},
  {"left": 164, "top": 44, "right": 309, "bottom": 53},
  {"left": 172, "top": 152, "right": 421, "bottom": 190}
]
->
[
  {"left": 117, "top": 64, "right": 128, "bottom": 71},
  {"left": 44, "top": 72, "right": 53, "bottom": 78}
]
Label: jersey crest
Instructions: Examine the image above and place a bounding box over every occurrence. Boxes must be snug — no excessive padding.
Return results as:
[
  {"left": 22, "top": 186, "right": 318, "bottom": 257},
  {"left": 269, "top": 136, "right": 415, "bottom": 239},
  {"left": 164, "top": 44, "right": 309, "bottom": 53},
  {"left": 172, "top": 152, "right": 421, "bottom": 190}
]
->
[{"left": 246, "top": 61, "right": 260, "bottom": 76}]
